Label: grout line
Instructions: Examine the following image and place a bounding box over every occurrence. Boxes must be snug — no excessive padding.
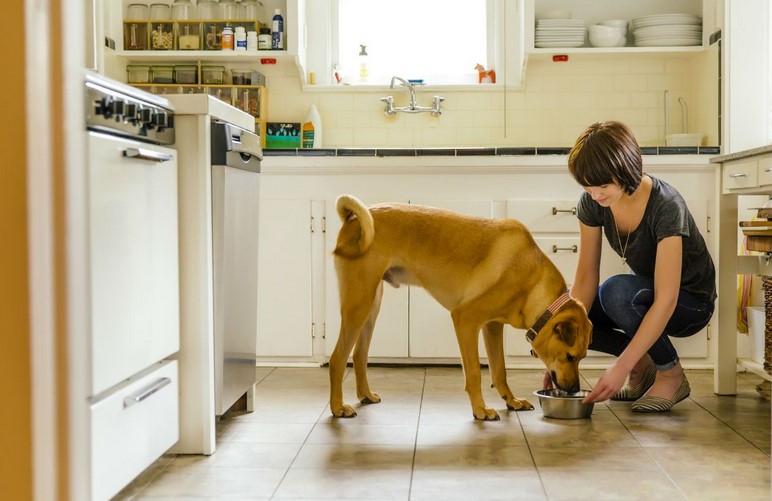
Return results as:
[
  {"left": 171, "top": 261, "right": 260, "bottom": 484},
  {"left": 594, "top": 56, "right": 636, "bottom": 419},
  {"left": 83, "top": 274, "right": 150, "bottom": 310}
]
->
[{"left": 407, "top": 368, "right": 428, "bottom": 501}]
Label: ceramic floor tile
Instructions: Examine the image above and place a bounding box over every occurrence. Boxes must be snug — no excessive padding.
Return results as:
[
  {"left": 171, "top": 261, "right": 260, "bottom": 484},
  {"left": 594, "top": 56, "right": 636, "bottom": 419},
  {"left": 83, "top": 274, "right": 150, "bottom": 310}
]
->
[
  {"left": 291, "top": 443, "right": 414, "bottom": 469},
  {"left": 409, "top": 468, "right": 546, "bottom": 500},
  {"left": 539, "top": 469, "right": 684, "bottom": 500},
  {"left": 117, "top": 367, "right": 771, "bottom": 501},
  {"left": 271, "top": 468, "right": 412, "bottom": 499}
]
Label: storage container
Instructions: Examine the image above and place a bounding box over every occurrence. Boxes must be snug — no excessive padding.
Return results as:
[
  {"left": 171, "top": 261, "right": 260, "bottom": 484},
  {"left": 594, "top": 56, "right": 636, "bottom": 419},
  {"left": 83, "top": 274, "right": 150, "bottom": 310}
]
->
[
  {"left": 207, "top": 87, "right": 232, "bottom": 104},
  {"left": 126, "top": 64, "right": 151, "bottom": 83},
  {"left": 174, "top": 65, "right": 198, "bottom": 84},
  {"left": 123, "top": 22, "right": 149, "bottom": 50},
  {"left": 201, "top": 65, "right": 226, "bottom": 84},
  {"left": 151, "top": 65, "right": 175, "bottom": 84},
  {"left": 176, "top": 22, "right": 200, "bottom": 49},
  {"left": 231, "top": 69, "right": 252, "bottom": 85},
  {"left": 151, "top": 23, "right": 174, "bottom": 49}
]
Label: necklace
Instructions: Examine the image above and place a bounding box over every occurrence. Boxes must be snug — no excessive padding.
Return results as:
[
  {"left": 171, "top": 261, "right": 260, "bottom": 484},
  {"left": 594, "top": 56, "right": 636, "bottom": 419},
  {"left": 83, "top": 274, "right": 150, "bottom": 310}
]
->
[{"left": 614, "top": 218, "right": 631, "bottom": 266}]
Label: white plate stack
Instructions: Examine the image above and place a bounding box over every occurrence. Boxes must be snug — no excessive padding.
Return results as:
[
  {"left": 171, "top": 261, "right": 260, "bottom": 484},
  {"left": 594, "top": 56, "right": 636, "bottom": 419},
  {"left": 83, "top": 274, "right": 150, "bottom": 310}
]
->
[
  {"left": 631, "top": 14, "right": 702, "bottom": 47},
  {"left": 535, "top": 19, "right": 586, "bottom": 48}
]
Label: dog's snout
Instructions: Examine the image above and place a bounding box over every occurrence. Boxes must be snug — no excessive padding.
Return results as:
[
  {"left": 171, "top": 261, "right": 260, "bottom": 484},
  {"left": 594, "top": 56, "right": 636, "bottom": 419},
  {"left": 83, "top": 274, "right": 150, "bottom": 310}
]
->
[
  {"left": 550, "top": 371, "right": 557, "bottom": 386},
  {"left": 568, "top": 382, "right": 580, "bottom": 393}
]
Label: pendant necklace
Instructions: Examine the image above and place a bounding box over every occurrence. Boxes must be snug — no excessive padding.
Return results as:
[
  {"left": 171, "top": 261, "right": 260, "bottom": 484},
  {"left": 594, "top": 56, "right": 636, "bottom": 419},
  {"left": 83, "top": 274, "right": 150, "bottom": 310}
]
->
[{"left": 614, "top": 218, "right": 631, "bottom": 266}]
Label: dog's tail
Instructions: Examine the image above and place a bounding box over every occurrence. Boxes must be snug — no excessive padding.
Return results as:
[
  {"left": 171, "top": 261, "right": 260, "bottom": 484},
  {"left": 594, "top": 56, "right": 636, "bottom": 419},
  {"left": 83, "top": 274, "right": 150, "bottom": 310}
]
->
[{"left": 334, "top": 194, "right": 375, "bottom": 258}]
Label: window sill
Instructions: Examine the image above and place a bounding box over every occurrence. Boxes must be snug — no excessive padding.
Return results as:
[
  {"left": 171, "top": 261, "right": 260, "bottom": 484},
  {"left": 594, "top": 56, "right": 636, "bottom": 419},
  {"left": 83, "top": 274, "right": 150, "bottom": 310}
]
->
[{"left": 301, "top": 83, "right": 503, "bottom": 92}]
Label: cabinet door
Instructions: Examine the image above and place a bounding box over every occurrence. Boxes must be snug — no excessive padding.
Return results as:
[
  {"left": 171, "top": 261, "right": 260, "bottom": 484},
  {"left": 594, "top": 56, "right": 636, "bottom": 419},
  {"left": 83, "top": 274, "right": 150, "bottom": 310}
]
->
[
  {"left": 407, "top": 199, "right": 493, "bottom": 359},
  {"left": 325, "top": 198, "right": 409, "bottom": 358},
  {"left": 256, "top": 199, "right": 313, "bottom": 357}
]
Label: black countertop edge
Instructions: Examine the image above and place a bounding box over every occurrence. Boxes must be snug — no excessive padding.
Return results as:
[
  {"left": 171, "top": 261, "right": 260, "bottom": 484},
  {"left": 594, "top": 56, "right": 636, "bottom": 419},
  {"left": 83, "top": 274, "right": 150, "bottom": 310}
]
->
[{"left": 263, "top": 146, "right": 720, "bottom": 157}]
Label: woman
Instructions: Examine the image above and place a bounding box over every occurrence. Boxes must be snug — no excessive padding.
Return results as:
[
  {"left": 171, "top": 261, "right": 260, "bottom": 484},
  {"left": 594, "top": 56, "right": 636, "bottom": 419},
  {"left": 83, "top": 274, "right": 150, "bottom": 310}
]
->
[{"left": 560, "top": 121, "right": 716, "bottom": 412}]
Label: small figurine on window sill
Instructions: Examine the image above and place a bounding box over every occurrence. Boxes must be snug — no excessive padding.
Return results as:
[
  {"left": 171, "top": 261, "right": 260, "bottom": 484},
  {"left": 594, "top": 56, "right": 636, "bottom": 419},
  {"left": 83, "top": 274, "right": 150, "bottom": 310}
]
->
[{"left": 475, "top": 64, "right": 496, "bottom": 84}]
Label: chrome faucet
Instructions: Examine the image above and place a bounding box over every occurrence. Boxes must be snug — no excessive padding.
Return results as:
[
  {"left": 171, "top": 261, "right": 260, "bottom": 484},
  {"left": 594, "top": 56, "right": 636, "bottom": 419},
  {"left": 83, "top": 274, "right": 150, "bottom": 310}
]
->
[
  {"left": 381, "top": 76, "right": 444, "bottom": 116},
  {"left": 390, "top": 76, "right": 417, "bottom": 109}
]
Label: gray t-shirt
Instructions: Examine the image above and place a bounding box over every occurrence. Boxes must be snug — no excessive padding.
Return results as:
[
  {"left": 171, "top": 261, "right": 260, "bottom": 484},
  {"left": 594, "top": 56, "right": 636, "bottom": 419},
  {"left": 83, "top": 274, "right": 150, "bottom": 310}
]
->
[{"left": 576, "top": 175, "right": 717, "bottom": 304}]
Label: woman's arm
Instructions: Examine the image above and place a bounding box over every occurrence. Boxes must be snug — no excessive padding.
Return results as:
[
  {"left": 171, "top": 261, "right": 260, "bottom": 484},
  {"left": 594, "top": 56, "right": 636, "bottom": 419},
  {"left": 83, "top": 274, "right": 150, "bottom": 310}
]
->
[{"left": 584, "top": 235, "right": 683, "bottom": 402}]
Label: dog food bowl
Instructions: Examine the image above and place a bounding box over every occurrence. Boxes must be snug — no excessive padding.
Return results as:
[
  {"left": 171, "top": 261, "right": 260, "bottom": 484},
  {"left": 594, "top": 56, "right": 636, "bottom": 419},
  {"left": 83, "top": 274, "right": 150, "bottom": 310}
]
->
[{"left": 533, "top": 389, "right": 594, "bottom": 419}]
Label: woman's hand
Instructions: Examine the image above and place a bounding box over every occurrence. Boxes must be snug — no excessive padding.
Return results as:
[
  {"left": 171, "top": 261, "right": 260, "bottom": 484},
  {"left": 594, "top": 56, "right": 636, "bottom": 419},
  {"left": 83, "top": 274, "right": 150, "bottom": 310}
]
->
[
  {"left": 542, "top": 370, "right": 554, "bottom": 390},
  {"left": 583, "top": 363, "right": 628, "bottom": 403}
]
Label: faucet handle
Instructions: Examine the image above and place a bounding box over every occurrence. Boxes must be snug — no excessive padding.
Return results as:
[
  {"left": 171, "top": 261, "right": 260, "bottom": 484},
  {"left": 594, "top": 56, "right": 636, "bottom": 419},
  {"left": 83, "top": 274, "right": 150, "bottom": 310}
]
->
[{"left": 380, "top": 96, "right": 396, "bottom": 115}]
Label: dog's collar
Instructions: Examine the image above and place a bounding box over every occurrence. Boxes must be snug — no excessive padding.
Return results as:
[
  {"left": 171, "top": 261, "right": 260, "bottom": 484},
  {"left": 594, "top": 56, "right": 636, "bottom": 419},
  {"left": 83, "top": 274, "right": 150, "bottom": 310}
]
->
[{"left": 526, "top": 293, "right": 572, "bottom": 343}]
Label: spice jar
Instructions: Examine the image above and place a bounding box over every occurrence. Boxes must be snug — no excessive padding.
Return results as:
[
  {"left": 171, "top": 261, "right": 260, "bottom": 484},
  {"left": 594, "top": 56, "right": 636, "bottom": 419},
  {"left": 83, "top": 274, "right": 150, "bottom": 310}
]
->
[{"left": 257, "top": 27, "right": 271, "bottom": 50}]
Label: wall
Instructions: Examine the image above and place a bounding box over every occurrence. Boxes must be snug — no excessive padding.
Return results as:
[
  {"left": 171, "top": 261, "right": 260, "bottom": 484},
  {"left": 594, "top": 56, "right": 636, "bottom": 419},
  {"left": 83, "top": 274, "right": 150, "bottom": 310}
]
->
[{"left": 263, "top": 53, "right": 718, "bottom": 148}]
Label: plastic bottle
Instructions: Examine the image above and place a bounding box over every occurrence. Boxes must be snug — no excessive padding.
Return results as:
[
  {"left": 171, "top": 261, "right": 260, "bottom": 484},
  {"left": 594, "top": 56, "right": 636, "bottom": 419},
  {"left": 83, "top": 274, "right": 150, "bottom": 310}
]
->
[
  {"left": 301, "top": 105, "right": 322, "bottom": 148},
  {"left": 234, "top": 26, "right": 247, "bottom": 51},
  {"left": 246, "top": 30, "right": 258, "bottom": 51},
  {"left": 271, "top": 9, "right": 284, "bottom": 50},
  {"left": 221, "top": 26, "right": 234, "bottom": 50},
  {"left": 358, "top": 44, "right": 369, "bottom": 82}
]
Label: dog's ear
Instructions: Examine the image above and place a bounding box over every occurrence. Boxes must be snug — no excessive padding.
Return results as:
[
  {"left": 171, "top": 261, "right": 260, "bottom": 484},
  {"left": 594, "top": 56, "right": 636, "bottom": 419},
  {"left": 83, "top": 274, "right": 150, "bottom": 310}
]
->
[{"left": 554, "top": 320, "right": 577, "bottom": 347}]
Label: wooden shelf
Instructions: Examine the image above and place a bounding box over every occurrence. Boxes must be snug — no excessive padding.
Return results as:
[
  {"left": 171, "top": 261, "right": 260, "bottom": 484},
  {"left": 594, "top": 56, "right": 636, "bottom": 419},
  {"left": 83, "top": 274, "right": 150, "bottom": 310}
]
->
[
  {"left": 114, "top": 50, "right": 295, "bottom": 63},
  {"left": 526, "top": 46, "right": 705, "bottom": 60}
]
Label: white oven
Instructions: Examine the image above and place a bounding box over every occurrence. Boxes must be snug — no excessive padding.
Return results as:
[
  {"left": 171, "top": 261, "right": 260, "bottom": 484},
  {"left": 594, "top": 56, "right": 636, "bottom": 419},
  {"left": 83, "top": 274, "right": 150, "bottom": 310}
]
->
[{"left": 85, "top": 71, "right": 180, "bottom": 500}]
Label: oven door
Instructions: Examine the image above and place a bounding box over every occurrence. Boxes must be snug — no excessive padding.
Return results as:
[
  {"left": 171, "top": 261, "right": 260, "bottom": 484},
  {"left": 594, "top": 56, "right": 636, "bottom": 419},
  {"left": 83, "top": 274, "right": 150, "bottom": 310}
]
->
[{"left": 88, "top": 131, "right": 180, "bottom": 396}]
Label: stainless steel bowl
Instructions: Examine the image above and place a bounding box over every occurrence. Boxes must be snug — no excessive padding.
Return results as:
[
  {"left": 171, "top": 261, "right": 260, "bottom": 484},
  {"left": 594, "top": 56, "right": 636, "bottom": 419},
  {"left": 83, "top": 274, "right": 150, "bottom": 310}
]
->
[{"left": 533, "top": 389, "right": 594, "bottom": 419}]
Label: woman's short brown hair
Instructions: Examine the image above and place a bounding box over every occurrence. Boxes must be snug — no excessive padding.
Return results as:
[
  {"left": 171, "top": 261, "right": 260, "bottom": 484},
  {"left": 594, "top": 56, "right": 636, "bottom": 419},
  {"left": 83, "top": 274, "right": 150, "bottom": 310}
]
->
[{"left": 567, "top": 121, "right": 643, "bottom": 195}]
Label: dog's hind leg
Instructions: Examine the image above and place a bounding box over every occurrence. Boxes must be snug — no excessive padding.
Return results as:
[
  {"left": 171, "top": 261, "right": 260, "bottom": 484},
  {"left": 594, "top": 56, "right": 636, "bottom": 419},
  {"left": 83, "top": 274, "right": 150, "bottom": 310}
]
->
[
  {"left": 451, "top": 305, "right": 499, "bottom": 421},
  {"left": 329, "top": 277, "right": 380, "bottom": 418},
  {"left": 353, "top": 281, "right": 383, "bottom": 405},
  {"left": 482, "top": 322, "right": 533, "bottom": 411}
]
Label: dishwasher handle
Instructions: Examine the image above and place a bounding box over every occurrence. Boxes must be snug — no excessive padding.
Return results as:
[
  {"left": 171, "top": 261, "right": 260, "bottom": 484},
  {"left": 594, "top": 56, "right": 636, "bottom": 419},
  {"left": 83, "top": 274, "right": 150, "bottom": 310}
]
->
[{"left": 123, "top": 147, "right": 174, "bottom": 163}]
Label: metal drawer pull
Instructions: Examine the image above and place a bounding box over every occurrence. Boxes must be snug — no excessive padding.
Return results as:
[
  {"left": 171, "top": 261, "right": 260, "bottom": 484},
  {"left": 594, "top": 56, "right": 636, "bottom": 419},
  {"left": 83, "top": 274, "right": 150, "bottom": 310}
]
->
[
  {"left": 728, "top": 173, "right": 747, "bottom": 178},
  {"left": 764, "top": 168, "right": 772, "bottom": 173},
  {"left": 123, "top": 148, "right": 174, "bottom": 163},
  {"left": 552, "top": 244, "right": 578, "bottom": 253},
  {"left": 552, "top": 207, "right": 577, "bottom": 215},
  {"left": 123, "top": 377, "right": 171, "bottom": 408}
]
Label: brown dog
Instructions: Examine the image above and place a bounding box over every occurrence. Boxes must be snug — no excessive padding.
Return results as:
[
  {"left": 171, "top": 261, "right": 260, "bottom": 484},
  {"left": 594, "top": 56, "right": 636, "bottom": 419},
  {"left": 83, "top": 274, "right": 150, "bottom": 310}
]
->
[{"left": 329, "top": 195, "right": 593, "bottom": 420}]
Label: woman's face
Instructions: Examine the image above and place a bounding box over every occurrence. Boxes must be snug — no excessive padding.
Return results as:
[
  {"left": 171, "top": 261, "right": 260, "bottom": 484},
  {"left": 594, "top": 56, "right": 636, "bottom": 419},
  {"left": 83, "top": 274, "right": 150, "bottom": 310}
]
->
[{"left": 583, "top": 182, "right": 626, "bottom": 207}]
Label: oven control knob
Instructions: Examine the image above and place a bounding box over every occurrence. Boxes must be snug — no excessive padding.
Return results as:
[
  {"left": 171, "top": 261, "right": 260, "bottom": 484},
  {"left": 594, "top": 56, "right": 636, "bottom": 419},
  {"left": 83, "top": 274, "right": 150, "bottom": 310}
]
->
[
  {"left": 152, "top": 111, "right": 168, "bottom": 131},
  {"left": 96, "top": 96, "right": 113, "bottom": 119},
  {"left": 138, "top": 108, "right": 153, "bottom": 128},
  {"left": 125, "top": 103, "right": 138, "bottom": 124},
  {"left": 111, "top": 99, "right": 126, "bottom": 121}
]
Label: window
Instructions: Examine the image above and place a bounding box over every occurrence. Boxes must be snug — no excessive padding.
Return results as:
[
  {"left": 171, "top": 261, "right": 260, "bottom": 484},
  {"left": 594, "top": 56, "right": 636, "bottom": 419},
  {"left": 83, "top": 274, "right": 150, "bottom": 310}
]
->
[{"left": 333, "top": 0, "right": 494, "bottom": 85}]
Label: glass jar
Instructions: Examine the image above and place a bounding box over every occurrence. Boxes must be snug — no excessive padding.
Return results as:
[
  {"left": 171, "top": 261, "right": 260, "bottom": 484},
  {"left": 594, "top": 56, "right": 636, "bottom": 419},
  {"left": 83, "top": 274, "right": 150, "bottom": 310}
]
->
[
  {"left": 171, "top": 0, "right": 194, "bottom": 20},
  {"left": 149, "top": 3, "right": 171, "bottom": 20},
  {"left": 197, "top": 0, "right": 217, "bottom": 20},
  {"left": 219, "top": 0, "right": 237, "bottom": 21},
  {"left": 127, "top": 3, "right": 149, "bottom": 20},
  {"left": 242, "top": 0, "right": 265, "bottom": 25}
]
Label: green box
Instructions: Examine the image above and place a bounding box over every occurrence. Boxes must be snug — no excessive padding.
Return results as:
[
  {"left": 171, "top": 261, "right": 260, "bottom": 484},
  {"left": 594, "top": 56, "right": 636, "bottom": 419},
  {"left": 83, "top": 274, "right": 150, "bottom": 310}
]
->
[{"left": 266, "top": 122, "right": 301, "bottom": 149}]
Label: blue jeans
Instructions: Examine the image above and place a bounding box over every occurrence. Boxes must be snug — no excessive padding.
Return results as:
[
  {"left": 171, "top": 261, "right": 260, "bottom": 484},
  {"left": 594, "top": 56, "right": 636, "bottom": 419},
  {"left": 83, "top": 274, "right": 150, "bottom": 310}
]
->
[{"left": 587, "top": 274, "right": 715, "bottom": 370}]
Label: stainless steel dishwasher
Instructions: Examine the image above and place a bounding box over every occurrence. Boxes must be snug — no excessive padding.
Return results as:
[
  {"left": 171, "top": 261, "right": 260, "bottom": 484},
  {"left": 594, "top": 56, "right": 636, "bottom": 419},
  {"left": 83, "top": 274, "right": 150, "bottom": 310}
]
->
[{"left": 210, "top": 121, "right": 263, "bottom": 415}]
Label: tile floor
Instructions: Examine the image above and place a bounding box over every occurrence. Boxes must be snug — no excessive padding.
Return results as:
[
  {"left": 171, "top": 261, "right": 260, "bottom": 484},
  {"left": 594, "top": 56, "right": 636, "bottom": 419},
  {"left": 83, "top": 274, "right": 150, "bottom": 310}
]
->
[{"left": 117, "top": 367, "right": 771, "bottom": 500}]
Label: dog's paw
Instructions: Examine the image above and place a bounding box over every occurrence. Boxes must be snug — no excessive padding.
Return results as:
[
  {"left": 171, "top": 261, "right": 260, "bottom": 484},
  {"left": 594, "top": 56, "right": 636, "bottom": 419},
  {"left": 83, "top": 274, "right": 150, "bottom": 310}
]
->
[
  {"left": 359, "top": 392, "right": 381, "bottom": 404},
  {"left": 506, "top": 397, "right": 534, "bottom": 411},
  {"left": 473, "top": 407, "right": 500, "bottom": 421},
  {"left": 331, "top": 405, "right": 358, "bottom": 418}
]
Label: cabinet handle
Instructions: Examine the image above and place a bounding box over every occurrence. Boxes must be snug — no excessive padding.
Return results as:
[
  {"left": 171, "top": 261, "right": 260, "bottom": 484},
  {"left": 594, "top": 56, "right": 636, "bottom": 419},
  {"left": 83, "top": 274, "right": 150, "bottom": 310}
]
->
[
  {"left": 123, "top": 377, "right": 171, "bottom": 408},
  {"left": 123, "top": 147, "right": 174, "bottom": 163},
  {"left": 764, "top": 168, "right": 772, "bottom": 173},
  {"left": 552, "top": 207, "right": 577, "bottom": 215},
  {"left": 728, "top": 173, "right": 747, "bottom": 178},
  {"left": 552, "top": 244, "right": 578, "bottom": 253}
]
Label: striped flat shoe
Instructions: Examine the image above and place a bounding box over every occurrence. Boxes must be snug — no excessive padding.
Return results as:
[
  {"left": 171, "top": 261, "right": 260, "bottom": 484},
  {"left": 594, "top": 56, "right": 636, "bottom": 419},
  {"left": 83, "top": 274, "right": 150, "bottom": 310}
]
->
[
  {"left": 631, "top": 376, "right": 691, "bottom": 413},
  {"left": 611, "top": 362, "right": 657, "bottom": 401}
]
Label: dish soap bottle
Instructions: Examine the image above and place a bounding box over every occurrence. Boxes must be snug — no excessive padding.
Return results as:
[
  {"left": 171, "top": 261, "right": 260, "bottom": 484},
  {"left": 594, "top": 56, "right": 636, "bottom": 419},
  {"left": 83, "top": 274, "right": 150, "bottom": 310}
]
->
[
  {"left": 358, "top": 44, "right": 369, "bottom": 82},
  {"left": 271, "top": 8, "right": 284, "bottom": 50},
  {"left": 301, "top": 105, "right": 322, "bottom": 148}
]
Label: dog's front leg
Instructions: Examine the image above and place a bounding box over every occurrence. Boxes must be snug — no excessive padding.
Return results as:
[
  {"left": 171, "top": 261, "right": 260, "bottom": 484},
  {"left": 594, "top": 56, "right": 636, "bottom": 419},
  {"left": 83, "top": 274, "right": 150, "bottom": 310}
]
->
[
  {"left": 482, "top": 322, "right": 533, "bottom": 411},
  {"left": 452, "top": 308, "right": 499, "bottom": 421}
]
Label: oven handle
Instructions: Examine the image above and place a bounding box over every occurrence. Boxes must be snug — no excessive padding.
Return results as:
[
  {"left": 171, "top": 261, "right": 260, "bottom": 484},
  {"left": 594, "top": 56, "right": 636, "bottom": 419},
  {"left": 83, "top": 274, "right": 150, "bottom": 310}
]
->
[{"left": 123, "top": 147, "right": 174, "bottom": 163}]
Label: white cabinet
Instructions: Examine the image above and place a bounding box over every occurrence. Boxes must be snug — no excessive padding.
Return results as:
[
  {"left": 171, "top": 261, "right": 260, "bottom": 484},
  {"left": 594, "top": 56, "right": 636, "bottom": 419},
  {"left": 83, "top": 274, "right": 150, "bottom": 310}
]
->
[
  {"left": 324, "top": 197, "right": 410, "bottom": 359},
  {"left": 256, "top": 198, "right": 316, "bottom": 358}
]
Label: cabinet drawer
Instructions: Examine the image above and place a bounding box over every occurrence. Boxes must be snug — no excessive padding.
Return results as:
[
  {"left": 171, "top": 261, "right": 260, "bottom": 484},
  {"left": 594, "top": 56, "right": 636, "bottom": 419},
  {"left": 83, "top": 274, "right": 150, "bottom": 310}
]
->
[
  {"left": 758, "top": 156, "right": 772, "bottom": 187},
  {"left": 91, "top": 360, "right": 179, "bottom": 501},
  {"left": 507, "top": 200, "right": 578, "bottom": 232},
  {"left": 723, "top": 160, "right": 758, "bottom": 191}
]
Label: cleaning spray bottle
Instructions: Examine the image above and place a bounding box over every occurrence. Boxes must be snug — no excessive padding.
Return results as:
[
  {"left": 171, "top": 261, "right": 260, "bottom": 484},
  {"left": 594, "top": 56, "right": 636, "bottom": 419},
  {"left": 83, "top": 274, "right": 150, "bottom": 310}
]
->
[{"left": 301, "top": 105, "right": 322, "bottom": 148}]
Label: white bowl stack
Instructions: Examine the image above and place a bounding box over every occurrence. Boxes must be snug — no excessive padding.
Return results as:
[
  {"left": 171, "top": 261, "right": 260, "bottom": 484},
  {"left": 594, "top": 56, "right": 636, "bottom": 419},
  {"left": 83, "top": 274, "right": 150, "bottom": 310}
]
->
[
  {"left": 535, "top": 18, "right": 586, "bottom": 48},
  {"left": 631, "top": 13, "right": 702, "bottom": 47}
]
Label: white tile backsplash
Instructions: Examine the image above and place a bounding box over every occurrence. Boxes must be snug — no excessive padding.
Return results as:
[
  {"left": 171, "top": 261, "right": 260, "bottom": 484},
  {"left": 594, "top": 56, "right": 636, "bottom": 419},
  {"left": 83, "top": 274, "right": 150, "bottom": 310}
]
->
[{"left": 263, "top": 55, "right": 715, "bottom": 147}]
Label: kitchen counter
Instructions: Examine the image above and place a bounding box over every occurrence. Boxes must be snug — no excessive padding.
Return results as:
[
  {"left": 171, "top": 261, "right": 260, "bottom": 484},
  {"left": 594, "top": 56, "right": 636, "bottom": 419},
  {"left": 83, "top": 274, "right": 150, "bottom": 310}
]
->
[
  {"left": 265, "top": 145, "right": 720, "bottom": 158},
  {"left": 711, "top": 144, "right": 772, "bottom": 163}
]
